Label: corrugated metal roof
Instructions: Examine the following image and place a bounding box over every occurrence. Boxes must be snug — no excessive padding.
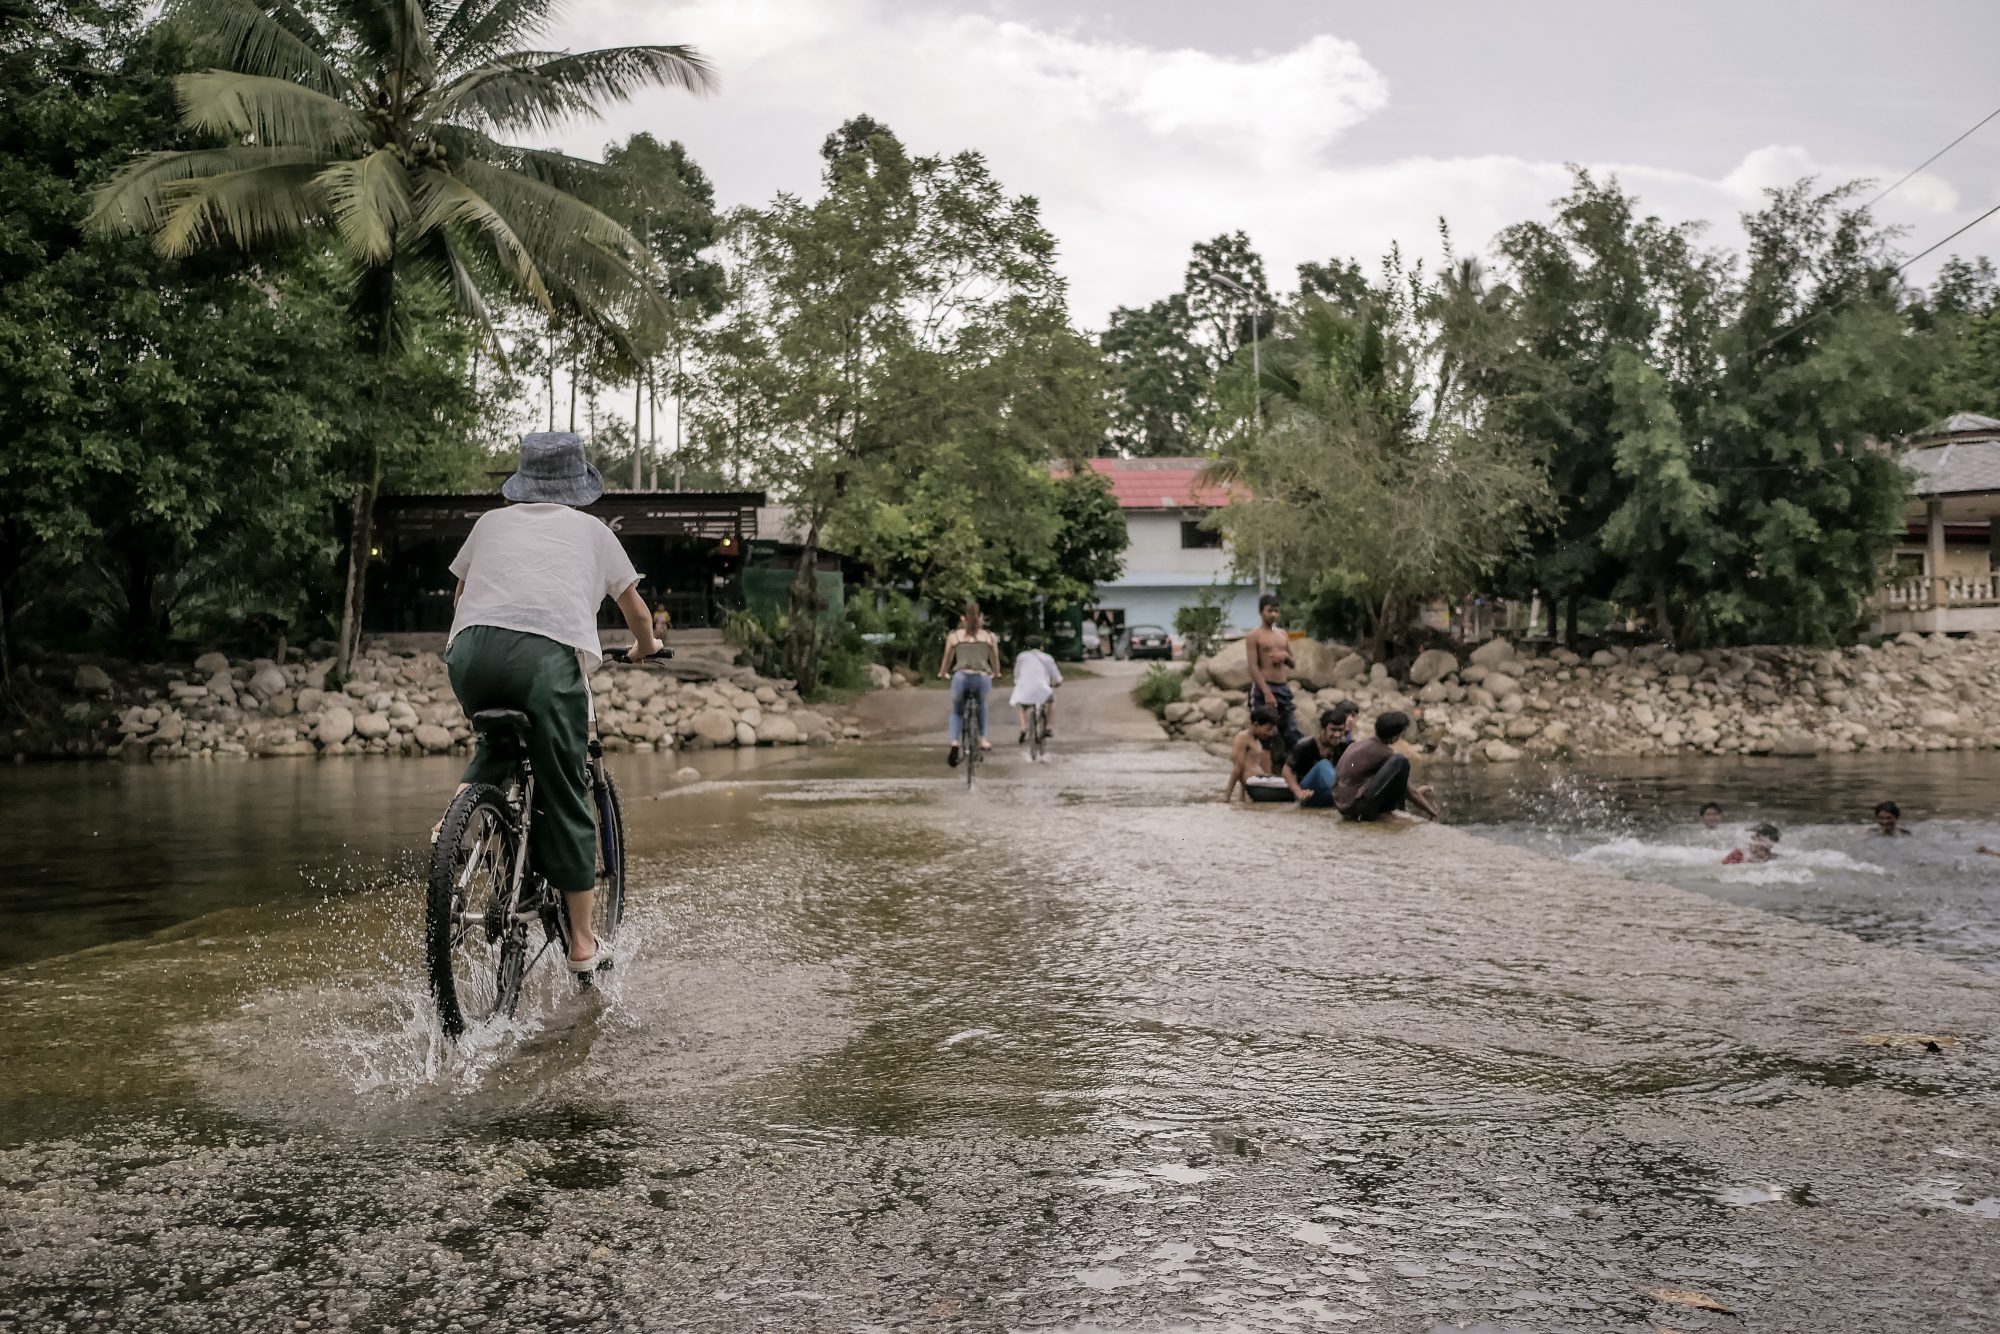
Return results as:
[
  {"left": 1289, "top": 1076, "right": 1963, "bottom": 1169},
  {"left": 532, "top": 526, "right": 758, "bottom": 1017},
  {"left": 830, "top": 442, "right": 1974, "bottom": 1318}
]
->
[
  {"left": 1083, "top": 457, "right": 1233, "bottom": 510},
  {"left": 1904, "top": 440, "right": 2000, "bottom": 497},
  {"left": 1921, "top": 412, "right": 2000, "bottom": 437}
]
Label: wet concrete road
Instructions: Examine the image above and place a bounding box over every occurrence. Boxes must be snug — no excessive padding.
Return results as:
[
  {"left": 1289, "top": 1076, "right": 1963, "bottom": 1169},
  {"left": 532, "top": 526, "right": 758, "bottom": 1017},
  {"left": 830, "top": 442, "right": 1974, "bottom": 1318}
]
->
[{"left": 2, "top": 671, "right": 1998, "bottom": 1331}]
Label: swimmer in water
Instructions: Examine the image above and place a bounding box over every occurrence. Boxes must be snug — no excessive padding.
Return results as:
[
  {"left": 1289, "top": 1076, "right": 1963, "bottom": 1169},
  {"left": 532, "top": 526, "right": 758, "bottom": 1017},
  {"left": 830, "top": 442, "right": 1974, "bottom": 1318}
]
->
[
  {"left": 1699, "top": 801, "right": 1724, "bottom": 830},
  {"left": 1873, "top": 800, "right": 1912, "bottom": 836},
  {"left": 1723, "top": 822, "right": 1780, "bottom": 865}
]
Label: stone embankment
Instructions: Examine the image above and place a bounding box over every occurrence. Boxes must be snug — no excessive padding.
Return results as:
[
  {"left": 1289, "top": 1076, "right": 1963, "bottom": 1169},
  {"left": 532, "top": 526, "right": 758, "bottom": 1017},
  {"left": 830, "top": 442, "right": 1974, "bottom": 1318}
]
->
[
  {"left": 1161, "top": 630, "right": 2000, "bottom": 762},
  {"left": 56, "top": 647, "right": 855, "bottom": 763}
]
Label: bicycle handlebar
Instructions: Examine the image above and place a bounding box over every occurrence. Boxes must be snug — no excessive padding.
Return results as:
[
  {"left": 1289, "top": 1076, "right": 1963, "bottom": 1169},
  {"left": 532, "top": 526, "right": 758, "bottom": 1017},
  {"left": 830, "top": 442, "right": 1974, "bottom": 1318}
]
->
[{"left": 605, "top": 646, "right": 675, "bottom": 663}]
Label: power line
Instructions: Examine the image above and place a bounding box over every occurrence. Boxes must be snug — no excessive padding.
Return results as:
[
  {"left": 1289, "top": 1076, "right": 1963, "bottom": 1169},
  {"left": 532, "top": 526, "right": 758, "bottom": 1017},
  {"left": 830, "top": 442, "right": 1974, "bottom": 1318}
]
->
[
  {"left": 1748, "top": 200, "right": 2000, "bottom": 357},
  {"left": 1892, "top": 198, "right": 2000, "bottom": 275},
  {"left": 1862, "top": 102, "right": 2000, "bottom": 211}
]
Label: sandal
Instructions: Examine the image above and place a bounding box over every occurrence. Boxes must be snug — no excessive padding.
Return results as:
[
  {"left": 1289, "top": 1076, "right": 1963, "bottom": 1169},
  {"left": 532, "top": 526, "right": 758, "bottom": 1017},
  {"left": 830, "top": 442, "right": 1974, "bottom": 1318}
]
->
[{"left": 566, "top": 946, "right": 609, "bottom": 974}]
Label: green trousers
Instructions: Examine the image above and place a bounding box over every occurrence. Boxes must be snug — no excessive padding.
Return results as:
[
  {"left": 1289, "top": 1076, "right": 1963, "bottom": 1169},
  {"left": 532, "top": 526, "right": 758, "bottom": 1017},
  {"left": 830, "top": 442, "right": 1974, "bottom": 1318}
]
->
[{"left": 447, "top": 625, "right": 596, "bottom": 894}]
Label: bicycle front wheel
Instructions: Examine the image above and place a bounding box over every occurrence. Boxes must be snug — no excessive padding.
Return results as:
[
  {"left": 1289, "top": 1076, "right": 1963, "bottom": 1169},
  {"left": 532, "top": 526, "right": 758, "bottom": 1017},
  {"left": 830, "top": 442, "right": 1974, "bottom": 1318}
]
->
[{"left": 426, "top": 784, "right": 529, "bottom": 1038}]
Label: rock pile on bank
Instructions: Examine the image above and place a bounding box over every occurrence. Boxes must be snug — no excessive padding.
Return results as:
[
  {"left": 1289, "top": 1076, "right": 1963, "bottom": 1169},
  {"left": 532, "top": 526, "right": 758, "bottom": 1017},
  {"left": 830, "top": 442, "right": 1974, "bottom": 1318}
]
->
[
  {"left": 57, "top": 647, "right": 854, "bottom": 762},
  {"left": 1161, "top": 631, "right": 2000, "bottom": 762}
]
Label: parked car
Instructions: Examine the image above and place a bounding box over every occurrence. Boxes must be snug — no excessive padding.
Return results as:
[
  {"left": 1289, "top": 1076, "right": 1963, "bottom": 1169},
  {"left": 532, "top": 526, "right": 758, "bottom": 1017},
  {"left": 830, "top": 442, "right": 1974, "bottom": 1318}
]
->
[{"left": 1127, "top": 624, "right": 1174, "bottom": 660}]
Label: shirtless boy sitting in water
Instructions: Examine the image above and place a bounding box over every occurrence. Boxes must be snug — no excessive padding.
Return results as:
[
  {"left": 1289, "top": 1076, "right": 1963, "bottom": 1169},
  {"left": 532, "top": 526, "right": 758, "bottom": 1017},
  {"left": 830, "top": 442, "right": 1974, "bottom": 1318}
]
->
[
  {"left": 1222, "top": 707, "right": 1282, "bottom": 802},
  {"left": 1245, "top": 594, "right": 1301, "bottom": 752}
]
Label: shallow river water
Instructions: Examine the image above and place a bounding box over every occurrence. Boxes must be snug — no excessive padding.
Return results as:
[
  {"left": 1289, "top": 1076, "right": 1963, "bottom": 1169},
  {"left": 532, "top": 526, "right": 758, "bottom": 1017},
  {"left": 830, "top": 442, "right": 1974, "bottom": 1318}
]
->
[{"left": 2, "top": 738, "right": 1996, "bottom": 1331}]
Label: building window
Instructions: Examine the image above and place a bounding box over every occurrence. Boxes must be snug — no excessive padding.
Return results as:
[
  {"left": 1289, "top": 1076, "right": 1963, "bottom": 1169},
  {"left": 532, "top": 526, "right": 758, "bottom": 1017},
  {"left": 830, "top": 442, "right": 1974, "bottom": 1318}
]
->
[{"left": 1180, "top": 519, "right": 1222, "bottom": 549}]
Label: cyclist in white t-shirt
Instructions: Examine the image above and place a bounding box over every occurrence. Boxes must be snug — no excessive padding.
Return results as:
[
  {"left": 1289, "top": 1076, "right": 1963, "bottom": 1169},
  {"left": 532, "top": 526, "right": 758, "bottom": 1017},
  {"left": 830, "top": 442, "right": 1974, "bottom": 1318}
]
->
[
  {"left": 440, "top": 432, "right": 663, "bottom": 975},
  {"left": 1009, "top": 634, "right": 1064, "bottom": 741}
]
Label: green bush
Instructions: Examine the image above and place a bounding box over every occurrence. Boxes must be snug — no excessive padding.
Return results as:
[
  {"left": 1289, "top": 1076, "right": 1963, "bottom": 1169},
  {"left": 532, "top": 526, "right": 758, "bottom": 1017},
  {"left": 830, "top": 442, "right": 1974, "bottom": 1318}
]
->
[
  {"left": 1173, "top": 585, "right": 1228, "bottom": 664},
  {"left": 1133, "top": 663, "right": 1186, "bottom": 717}
]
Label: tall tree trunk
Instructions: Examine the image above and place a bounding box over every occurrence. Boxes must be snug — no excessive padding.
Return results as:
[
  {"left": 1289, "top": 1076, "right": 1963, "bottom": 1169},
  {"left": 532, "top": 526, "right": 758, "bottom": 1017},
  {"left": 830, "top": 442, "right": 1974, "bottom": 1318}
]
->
[
  {"left": 0, "top": 582, "right": 11, "bottom": 703},
  {"left": 647, "top": 370, "right": 659, "bottom": 490},
  {"left": 631, "top": 369, "right": 643, "bottom": 490},
  {"left": 787, "top": 507, "right": 828, "bottom": 693},
  {"left": 545, "top": 327, "right": 555, "bottom": 430},
  {"left": 335, "top": 264, "right": 395, "bottom": 678},
  {"left": 1564, "top": 591, "right": 1580, "bottom": 646},
  {"left": 567, "top": 348, "right": 578, "bottom": 432}
]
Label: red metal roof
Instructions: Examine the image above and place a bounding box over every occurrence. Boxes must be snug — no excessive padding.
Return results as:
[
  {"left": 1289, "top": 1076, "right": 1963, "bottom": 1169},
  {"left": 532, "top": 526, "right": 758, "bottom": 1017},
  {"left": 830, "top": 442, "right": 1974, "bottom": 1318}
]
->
[{"left": 1081, "top": 457, "right": 1233, "bottom": 510}]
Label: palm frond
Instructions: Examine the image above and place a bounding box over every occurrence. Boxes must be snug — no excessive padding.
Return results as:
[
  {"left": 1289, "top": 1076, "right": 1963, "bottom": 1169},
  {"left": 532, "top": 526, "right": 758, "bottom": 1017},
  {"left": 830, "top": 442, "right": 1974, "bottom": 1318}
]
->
[
  {"left": 164, "top": 0, "right": 349, "bottom": 95},
  {"left": 410, "top": 227, "right": 510, "bottom": 369},
  {"left": 411, "top": 165, "right": 548, "bottom": 307},
  {"left": 431, "top": 59, "right": 596, "bottom": 132},
  {"left": 435, "top": 45, "right": 714, "bottom": 132},
  {"left": 430, "top": 0, "right": 560, "bottom": 71},
  {"left": 316, "top": 150, "right": 415, "bottom": 265},
  {"left": 154, "top": 162, "right": 327, "bottom": 256},
  {"left": 509, "top": 44, "right": 716, "bottom": 100},
  {"left": 454, "top": 157, "right": 664, "bottom": 318},
  {"left": 427, "top": 124, "right": 620, "bottom": 203},
  {"left": 386, "top": 0, "right": 439, "bottom": 87},
  {"left": 176, "top": 71, "right": 373, "bottom": 151},
  {"left": 88, "top": 145, "right": 328, "bottom": 238}
]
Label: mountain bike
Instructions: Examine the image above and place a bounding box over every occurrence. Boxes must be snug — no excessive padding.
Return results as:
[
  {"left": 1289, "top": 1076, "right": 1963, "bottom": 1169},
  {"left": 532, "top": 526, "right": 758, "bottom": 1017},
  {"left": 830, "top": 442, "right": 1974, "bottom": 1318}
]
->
[
  {"left": 1026, "top": 700, "right": 1049, "bottom": 762},
  {"left": 424, "top": 645, "right": 670, "bottom": 1038}
]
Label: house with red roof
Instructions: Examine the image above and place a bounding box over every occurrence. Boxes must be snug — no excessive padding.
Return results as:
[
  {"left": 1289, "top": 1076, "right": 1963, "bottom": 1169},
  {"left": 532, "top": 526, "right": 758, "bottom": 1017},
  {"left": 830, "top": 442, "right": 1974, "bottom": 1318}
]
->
[{"left": 1079, "top": 457, "right": 1263, "bottom": 649}]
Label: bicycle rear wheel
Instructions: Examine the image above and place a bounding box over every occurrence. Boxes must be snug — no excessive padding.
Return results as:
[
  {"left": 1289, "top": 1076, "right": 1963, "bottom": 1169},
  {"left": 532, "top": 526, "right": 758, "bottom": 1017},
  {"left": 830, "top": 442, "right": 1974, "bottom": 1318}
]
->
[
  {"left": 426, "top": 784, "right": 529, "bottom": 1038},
  {"left": 1029, "top": 704, "right": 1046, "bottom": 761},
  {"left": 963, "top": 695, "right": 980, "bottom": 787}
]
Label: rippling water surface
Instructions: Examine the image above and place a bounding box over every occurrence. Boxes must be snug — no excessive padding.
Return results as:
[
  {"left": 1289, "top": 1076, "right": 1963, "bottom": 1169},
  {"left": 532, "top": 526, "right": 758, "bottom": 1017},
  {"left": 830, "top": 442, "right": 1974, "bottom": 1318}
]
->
[
  {"left": 1, "top": 739, "right": 1995, "bottom": 1331},
  {"left": 1446, "top": 752, "right": 2000, "bottom": 974}
]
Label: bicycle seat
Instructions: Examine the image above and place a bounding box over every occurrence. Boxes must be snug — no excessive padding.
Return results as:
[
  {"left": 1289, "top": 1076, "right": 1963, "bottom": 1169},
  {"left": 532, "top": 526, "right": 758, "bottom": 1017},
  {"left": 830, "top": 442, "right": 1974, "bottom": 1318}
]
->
[{"left": 471, "top": 709, "right": 532, "bottom": 740}]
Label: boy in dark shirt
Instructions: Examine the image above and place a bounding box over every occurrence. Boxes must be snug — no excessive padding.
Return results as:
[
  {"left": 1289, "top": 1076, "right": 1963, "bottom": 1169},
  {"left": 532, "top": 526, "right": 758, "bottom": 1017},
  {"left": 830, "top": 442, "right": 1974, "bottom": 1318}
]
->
[
  {"left": 1332, "top": 711, "right": 1440, "bottom": 822},
  {"left": 1284, "top": 702, "right": 1359, "bottom": 807}
]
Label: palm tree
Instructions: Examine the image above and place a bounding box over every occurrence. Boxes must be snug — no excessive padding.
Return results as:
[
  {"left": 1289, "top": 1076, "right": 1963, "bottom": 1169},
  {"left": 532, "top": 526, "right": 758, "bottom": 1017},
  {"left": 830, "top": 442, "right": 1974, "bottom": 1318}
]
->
[{"left": 89, "top": 0, "right": 715, "bottom": 674}]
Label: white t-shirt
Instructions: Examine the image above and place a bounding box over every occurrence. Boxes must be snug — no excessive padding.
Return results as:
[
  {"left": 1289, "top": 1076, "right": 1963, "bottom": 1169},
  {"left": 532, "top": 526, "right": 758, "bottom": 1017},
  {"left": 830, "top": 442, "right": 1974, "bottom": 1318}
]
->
[
  {"left": 1009, "top": 648, "right": 1063, "bottom": 706},
  {"left": 447, "top": 504, "right": 639, "bottom": 669}
]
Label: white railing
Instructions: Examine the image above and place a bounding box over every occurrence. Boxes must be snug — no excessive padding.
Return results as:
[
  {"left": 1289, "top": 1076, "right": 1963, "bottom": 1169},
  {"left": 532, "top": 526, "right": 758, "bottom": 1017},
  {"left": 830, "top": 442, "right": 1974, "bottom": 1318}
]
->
[{"left": 1879, "top": 574, "right": 2000, "bottom": 611}]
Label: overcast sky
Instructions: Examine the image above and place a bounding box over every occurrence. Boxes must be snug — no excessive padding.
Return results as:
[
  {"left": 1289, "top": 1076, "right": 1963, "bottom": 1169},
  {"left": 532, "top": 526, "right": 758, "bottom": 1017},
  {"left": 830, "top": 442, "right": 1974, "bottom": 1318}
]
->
[{"left": 534, "top": 0, "right": 2000, "bottom": 330}]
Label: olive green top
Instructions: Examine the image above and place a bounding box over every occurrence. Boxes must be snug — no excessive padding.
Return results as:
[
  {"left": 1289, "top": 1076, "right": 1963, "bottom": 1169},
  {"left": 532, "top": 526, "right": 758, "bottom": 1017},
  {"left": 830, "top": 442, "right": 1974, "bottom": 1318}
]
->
[{"left": 947, "top": 629, "right": 999, "bottom": 676}]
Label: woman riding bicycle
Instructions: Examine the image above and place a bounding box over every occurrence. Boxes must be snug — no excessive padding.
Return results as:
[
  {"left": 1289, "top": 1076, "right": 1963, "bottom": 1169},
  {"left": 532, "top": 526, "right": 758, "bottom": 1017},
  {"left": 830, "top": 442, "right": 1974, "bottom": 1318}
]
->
[
  {"left": 443, "top": 431, "right": 664, "bottom": 975},
  {"left": 937, "top": 599, "right": 1001, "bottom": 767}
]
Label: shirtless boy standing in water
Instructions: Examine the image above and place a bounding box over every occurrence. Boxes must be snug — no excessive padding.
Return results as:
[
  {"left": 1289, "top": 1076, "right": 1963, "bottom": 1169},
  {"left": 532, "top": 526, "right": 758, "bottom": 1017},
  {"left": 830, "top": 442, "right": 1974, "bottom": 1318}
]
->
[{"left": 1245, "top": 593, "right": 1301, "bottom": 751}]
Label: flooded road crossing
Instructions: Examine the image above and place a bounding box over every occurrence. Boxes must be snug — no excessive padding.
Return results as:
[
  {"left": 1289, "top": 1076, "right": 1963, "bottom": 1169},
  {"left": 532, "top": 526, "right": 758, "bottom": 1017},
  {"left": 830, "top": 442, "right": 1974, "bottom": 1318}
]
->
[{"left": 2, "top": 738, "right": 1997, "bottom": 1331}]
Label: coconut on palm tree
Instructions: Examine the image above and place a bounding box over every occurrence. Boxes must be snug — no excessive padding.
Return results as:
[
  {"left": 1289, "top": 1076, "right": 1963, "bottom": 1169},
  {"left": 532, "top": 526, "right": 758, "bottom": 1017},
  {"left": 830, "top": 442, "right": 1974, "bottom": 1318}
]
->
[{"left": 89, "top": 0, "right": 715, "bottom": 673}]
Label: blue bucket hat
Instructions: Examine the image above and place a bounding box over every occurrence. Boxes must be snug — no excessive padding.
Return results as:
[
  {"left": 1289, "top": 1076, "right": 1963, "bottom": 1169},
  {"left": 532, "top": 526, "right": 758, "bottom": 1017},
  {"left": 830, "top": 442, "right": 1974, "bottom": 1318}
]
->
[{"left": 501, "top": 431, "right": 604, "bottom": 507}]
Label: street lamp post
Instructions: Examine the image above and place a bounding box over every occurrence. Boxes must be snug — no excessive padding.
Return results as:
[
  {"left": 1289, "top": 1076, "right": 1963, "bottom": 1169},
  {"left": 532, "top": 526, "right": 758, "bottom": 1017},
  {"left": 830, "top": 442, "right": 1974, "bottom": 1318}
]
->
[{"left": 1210, "top": 272, "right": 1266, "bottom": 595}]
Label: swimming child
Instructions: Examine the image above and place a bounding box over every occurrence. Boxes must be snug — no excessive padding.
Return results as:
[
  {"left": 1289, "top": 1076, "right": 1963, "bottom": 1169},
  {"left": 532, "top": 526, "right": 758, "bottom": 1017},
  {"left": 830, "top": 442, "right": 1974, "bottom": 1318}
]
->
[{"left": 1722, "top": 822, "right": 1780, "bottom": 865}]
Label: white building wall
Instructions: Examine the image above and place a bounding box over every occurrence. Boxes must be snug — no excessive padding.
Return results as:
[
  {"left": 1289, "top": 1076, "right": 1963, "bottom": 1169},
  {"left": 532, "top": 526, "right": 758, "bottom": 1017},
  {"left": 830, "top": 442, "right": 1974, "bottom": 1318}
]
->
[{"left": 1094, "top": 508, "right": 1261, "bottom": 639}]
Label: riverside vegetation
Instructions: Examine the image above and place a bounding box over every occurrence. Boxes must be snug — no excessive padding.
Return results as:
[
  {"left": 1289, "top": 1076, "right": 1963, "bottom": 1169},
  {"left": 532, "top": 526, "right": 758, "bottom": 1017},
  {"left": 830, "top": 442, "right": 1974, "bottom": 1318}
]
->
[{"left": 1160, "top": 632, "right": 2000, "bottom": 763}]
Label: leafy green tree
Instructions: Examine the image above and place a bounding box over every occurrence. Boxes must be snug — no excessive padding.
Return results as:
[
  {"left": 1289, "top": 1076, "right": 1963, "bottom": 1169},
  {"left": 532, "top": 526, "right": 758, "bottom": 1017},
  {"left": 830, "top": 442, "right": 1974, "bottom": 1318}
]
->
[
  {"left": 1218, "top": 269, "right": 1550, "bottom": 655},
  {"left": 705, "top": 117, "right": 1106, "bottom": 688},
  {"left": 1477, "top": 169, "right": 1733, "bottom": 640},
  {"left": 602, "top": 131, "right": 725, "bottom": 487},
  {"left": 1099, "top": 295, "right": 1205, "bottom": 456},
  {"left": 88, "top": 0, "right": 713, "bottom": 672},
  {"left": 0, "top": 1, "right": 497, "bottom": 669},
  {"left": 1097, "top": 233, "right": 1274, "bottom": 459}
]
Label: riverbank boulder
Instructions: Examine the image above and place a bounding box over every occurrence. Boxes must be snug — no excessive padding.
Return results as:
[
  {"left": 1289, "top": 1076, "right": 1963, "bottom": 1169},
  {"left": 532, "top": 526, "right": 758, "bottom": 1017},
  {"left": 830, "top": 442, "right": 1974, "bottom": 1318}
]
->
[
  {"left": 1159, "top": 631, "right": 2000, "bottom": 764},
  {"left": 30, "top": 638, "right": 858, "bottom": 763}
]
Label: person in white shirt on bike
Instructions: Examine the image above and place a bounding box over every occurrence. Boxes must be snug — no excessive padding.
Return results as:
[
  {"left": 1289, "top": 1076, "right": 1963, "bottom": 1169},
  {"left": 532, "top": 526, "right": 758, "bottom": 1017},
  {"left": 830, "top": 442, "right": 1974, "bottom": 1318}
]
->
[{"left": 1010, "top": 634, "right": 1064, "bottom": 742}]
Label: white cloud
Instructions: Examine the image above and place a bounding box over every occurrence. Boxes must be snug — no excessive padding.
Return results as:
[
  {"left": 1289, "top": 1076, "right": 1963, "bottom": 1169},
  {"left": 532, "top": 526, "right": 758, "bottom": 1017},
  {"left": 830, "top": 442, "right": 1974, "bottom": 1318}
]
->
[{"left": 540, "top": 0, "right": 1981, "bottom": 329}]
